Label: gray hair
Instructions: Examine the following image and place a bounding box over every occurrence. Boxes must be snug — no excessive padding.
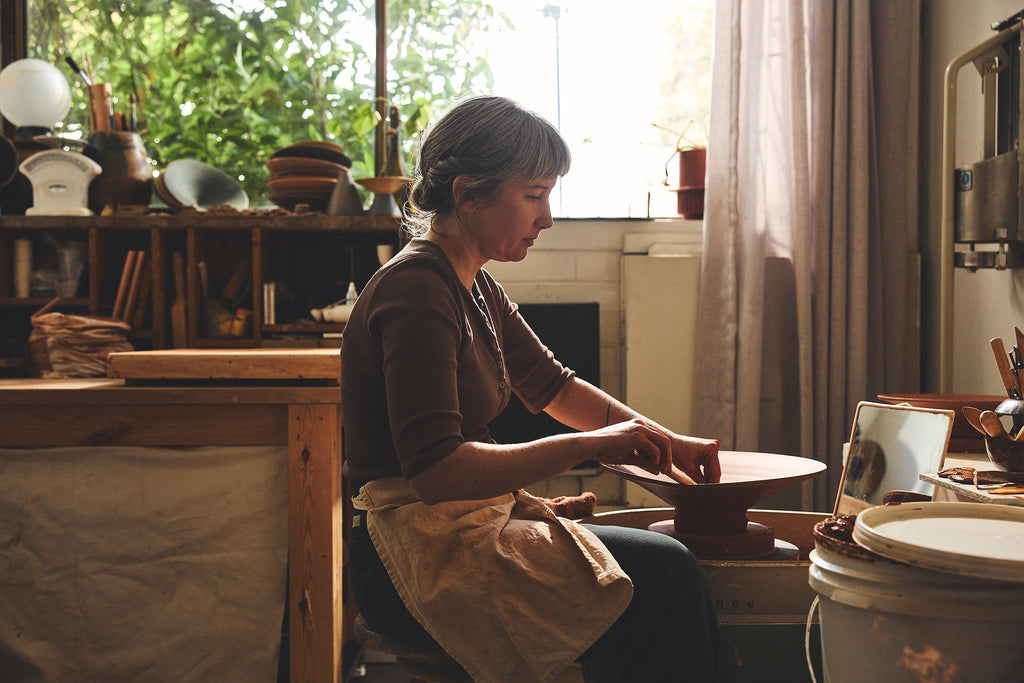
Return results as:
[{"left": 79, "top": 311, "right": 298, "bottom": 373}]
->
[{"left": 404, "top": 95, "right": 571, "bottom": 235}]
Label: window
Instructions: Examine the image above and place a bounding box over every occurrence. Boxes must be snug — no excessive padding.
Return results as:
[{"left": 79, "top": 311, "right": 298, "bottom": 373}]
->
[
  {"left": 476, "top": 0, "right": 713, "bottom": 218},
  {"left": 19, "top": 0, "right": 712, "bottom": 218}
]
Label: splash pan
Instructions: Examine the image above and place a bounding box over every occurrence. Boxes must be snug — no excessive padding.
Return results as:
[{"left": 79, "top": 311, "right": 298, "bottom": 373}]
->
[{"left": 604, "top": 451, "right": 826, "bottom": 558}]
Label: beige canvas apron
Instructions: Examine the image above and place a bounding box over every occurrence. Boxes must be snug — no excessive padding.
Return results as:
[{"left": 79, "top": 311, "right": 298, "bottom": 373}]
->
[{"left": 352, "top": 477, "right": 633, "bottom": 683}]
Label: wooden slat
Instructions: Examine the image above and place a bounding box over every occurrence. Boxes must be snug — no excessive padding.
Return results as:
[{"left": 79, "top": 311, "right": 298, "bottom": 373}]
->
[
  {"left": 0, "top": 378, "right": 340, "bottom": 406},
  {"left": 0, "top": 404, "right": 287, "bottom": 446},
  {"left": 106, "top": 348, "right": 341, "bottom": 382},
  {"left": 289, "top": 403, "right": 344, "bottom": 683}
]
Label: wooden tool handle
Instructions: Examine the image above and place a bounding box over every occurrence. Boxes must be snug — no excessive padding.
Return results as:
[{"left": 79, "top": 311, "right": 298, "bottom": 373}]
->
[
  {"left": 171, "top": 252, "right": 188, "bottom": 348},
  {"left": 112, "top": 250, "right": 137, "bottom": 319},
  {"left": 123, "top": 251, "right": 147, "bottom": 324},
  {"left": 668, "top": 464, "right": 697, "bottom": 485},
  {"left": 88, "top": 83, "right": 113, "bottom": 132},
  {"left": 990, "top": 337, "right": 1020, "bottom": 399}
]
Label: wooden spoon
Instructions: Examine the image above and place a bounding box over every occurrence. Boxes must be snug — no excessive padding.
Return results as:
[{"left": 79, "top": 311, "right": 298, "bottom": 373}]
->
[
  {"left": 963, "top": 406, "right": 987, "bottom": 436},
  {"left": 979, "top": 410, "right": 1007, "bottom": 438}
]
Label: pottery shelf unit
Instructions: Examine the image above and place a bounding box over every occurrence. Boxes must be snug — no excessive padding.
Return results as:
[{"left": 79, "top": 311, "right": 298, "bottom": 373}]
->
[{"left": 0, "top": 213, "right": 401, "bottom": 363}]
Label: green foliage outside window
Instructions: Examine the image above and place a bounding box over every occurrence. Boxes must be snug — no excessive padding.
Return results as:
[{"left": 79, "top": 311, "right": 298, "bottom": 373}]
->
[{"left": 26, "top": 0, "right": 506, "bottom": 205}]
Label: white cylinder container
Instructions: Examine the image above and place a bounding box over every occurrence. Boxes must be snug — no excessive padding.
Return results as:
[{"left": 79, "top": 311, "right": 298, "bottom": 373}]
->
[{"left": 809, "top": 503, "right": 1024, "bottom": 682}]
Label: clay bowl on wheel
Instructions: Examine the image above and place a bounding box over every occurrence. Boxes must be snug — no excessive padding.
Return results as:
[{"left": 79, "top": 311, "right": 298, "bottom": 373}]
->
[{"left": 603, "top": 451, "right": 826, "bottom": 558}]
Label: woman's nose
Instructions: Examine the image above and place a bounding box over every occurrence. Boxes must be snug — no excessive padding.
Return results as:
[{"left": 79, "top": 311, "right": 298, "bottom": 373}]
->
[{"left": 538, "top": 200, "right": 554, "bottom": 229}]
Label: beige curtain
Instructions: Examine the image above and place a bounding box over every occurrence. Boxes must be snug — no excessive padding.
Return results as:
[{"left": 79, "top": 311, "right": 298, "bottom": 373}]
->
[{"left": 693, "top": 0, "right": 920, "bottom": 511}]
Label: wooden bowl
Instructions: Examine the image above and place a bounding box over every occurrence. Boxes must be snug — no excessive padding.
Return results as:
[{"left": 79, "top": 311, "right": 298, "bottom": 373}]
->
[
  {"left": 270, "top": 140, "right": 352, "bottom": 168},
  {"left": 266, "top": 156, "right": 347, "bottom": 178},
  {"left": 356, "top": 176, "right": 410, "bottom": 195}
]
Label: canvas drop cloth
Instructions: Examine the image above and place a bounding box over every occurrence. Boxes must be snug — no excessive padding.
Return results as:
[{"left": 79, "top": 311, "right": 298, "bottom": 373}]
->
[{"left": 0, "top": 445, "right": 288, "bottom": 682}]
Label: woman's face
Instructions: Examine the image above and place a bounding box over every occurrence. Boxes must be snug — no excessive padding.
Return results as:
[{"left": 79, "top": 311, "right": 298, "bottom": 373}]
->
[{"left": 462, "top": 177, "right": 557, "bottom": 263}]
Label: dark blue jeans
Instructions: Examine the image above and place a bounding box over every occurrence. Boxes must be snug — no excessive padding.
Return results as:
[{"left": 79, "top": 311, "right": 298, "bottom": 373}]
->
[{"left": 348, "top": 510, "right": 720, "bottom": 682}]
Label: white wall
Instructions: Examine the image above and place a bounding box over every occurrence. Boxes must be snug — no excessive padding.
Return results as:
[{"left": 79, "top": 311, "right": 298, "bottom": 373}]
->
[{"left": 922, "top": 0, "right": 1024, "bottom": 394}]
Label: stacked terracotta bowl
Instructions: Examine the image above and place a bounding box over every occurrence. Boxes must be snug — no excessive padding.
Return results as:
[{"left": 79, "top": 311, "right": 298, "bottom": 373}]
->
[{"left": 266, "top": 141, "right": 354, "bottom": 213}]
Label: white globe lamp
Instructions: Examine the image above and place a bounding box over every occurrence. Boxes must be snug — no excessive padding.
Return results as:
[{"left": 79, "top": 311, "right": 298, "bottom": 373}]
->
[{"left": 0, "top": 58, "right": 72, "bottom": 138}]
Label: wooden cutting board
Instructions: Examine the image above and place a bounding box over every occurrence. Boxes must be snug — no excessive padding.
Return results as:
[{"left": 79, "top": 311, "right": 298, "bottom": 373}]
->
[{"left": 107, "top": 349, "right": 341, "bottom": 383}]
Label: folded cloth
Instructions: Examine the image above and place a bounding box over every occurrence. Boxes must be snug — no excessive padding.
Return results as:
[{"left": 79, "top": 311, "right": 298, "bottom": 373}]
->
[
  {"left": 353, "top": 478, "right": 632, "bottom": 683},
  {"left": 538, "top": 491, "right": 597, "bottom": 519}
]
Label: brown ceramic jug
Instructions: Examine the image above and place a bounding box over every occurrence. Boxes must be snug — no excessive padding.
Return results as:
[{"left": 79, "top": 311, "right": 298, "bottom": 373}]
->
[{"left": 85, "top": 131, "right": 153, "bottom": 213}]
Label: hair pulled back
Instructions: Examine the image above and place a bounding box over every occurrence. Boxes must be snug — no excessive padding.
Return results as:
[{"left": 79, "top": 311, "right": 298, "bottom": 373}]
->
[{"left": 405, "top": 95, "right": 571, "bottom": 235}]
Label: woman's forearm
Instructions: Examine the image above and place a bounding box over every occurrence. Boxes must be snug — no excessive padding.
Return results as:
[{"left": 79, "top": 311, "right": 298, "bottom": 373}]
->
[
  {"left": 546, "top": 376, "right": 722, "bottom": 483},
  {"left": 408, "top": 433, "right": 595, "bottom": 504},
  {"left": 545, "top": 377, "right": 649, "bottom": 432}
]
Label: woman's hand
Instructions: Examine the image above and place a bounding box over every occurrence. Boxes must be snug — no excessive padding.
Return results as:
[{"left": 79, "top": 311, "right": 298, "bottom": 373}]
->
[
  {"left": 588, "top": 419, "right": 722, "bottom": 484},
  {"left": 669, "top": 434, "right": 721, "bottom": 484},
  {"left": 587, "top": 419, "right": 674, "bottom": 475}
]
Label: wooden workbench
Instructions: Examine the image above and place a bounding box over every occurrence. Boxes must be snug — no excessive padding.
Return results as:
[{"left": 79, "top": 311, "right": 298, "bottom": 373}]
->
[{"left": 0, "top": 364, "right": 345, "bottom": 683}]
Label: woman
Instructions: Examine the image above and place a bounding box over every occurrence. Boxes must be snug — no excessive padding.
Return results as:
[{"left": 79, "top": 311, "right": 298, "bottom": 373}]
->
[{"left": 343, "top": 95, "right": 722, "bottom": 682}]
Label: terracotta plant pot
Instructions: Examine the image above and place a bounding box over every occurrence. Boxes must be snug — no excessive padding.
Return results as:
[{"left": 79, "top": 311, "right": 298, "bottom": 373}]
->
[
  {"left": 672, "top": 147, "right": 706, "bottom": 219},
  {"left": 678, "top": 147, "right": 707, "bottom": 189},
  {"left": 673, "top": 187, "right": 705, "bottom": 219}
]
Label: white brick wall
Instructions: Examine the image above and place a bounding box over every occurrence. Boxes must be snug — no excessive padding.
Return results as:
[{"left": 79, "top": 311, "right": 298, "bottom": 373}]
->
[{"left": 486, "top": 217, "right": 701, "bottom": 400}]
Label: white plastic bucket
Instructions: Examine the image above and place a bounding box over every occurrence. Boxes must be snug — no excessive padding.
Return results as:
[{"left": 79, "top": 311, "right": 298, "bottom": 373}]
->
[{"left": 808, "top": 511, "right": 1024, "bottom": 683}]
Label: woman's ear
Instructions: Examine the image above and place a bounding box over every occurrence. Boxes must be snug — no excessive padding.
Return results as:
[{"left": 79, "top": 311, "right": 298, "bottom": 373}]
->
[{"left": 452, "top": 175, "right": 476, "bottom": 213}]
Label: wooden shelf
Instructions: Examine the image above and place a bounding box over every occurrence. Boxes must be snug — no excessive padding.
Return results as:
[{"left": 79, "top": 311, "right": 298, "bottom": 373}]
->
[
  {"left": 263, "top": 323, "right": 344, "bottom": 334},
  {"left": 0, "top": 297, "right": 89, "bottom": 307},
  {"left": 0, "top": 212, "right": 401, "bottom": 234},
  {"left": 0, "top": 212, "right": 400, "bottom": 354}
]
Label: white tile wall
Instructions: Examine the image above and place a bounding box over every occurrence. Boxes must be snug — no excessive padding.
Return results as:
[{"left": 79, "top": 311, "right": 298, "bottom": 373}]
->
[{"left": 487, "top": 217, "right": 701, "bottom": 400}]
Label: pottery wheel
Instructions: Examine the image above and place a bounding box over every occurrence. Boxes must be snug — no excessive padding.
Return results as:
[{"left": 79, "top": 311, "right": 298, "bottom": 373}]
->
[{"left": 604, "top": 451, "right": 826, "bottom": 559}]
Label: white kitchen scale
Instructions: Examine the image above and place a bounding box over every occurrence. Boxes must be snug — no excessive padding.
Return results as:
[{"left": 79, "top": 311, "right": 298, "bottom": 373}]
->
[{"left": 20, "top": 149, "right": 101, "bottom": 215}]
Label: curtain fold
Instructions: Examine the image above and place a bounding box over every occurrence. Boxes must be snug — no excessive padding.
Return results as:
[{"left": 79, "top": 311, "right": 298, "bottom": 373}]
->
[{"left": 693, "top": 0, "right": 920, "bottom": 511}]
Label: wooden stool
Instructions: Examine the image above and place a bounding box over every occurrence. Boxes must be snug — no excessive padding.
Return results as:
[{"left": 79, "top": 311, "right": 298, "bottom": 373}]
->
[{"left": 353, "top": 613, "right": 472, "bottom": 683}]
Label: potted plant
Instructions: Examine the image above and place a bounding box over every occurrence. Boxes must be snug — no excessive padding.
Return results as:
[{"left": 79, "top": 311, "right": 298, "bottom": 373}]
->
[{"left": 657, "top": 120, "right": 706, "bottom": 219}]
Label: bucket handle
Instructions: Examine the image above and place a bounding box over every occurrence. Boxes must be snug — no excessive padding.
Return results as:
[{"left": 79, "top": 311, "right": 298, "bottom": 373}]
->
[{"left": 805, "top": 596, "right": 820, "bottom": 683}]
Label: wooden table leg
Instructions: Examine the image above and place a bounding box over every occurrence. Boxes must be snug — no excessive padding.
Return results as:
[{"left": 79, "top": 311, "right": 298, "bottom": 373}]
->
[{"left": 289, "top": 403, "right": 344, "bottom": 683}]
